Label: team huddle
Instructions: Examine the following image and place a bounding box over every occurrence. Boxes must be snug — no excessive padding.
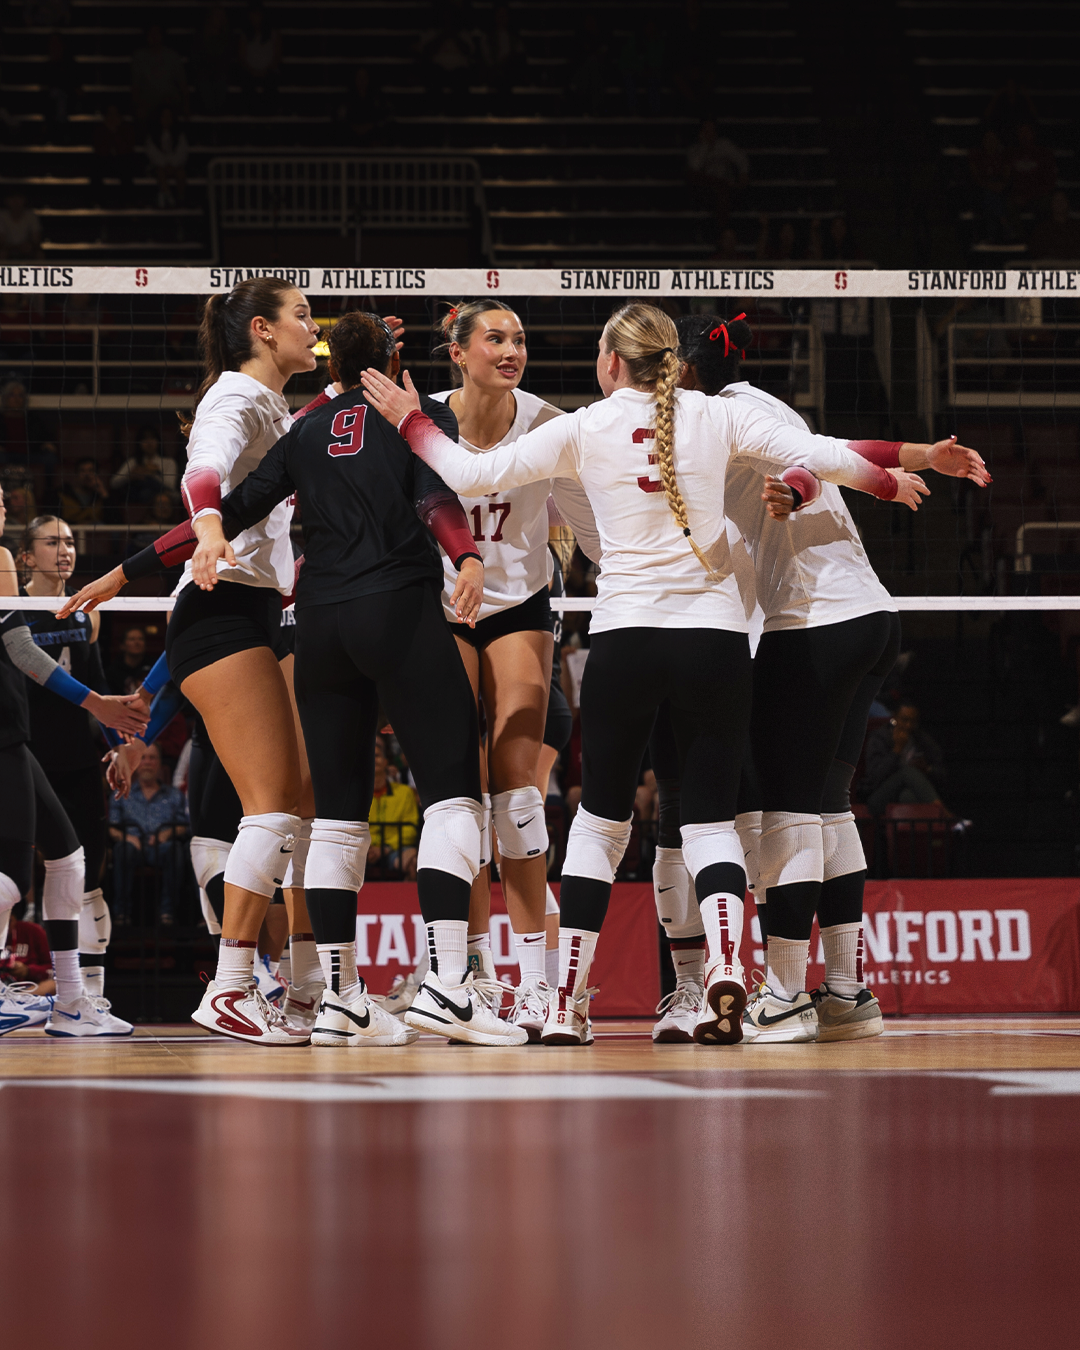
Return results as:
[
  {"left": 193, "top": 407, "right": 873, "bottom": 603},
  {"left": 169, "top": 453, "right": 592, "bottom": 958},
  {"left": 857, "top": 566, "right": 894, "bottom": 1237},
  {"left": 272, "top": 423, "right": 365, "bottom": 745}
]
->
[{"left": 0, "top": 279, "right": 990, "bottom": 1048}]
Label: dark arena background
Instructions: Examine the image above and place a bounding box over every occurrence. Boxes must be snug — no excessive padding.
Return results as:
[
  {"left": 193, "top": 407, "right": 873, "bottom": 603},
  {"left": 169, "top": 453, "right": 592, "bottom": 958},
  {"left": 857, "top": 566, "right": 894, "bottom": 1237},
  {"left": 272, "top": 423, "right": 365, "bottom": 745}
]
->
[{"left": 2, "top": 2, "right": 1080, "bottom": 1347}]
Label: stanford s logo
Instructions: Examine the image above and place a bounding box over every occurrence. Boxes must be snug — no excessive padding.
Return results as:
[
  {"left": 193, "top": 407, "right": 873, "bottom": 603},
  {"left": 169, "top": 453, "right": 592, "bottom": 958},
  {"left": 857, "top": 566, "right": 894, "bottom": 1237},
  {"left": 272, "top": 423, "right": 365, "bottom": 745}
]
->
[
  {"left": 834, "top": 269, "right": 848, "bottom": 291},
  {"left": 486, "top": 269, "right": 500, "bottom": 289},
  {"left": 135, "top": 267, "right": 148, "bottom": 287},
  {"left": 328, "top": 406, "right": 366, "bottom": 456}
]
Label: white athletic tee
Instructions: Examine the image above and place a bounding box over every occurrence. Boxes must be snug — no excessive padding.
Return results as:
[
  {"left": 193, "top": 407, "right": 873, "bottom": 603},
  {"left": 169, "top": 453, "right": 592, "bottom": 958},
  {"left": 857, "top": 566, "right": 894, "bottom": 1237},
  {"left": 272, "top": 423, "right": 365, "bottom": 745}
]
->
[
  {"left": 719, "top": 382, "right": 896, "bottom": 631},
  {"left": 429, "top": 388, "right": 600, "bottom": 623},
  {"left": 406, "top": 385, "right": 896, "bottom": 635},
  {"left": 179, "top": 371, "right": 295, "bottom": 595}
]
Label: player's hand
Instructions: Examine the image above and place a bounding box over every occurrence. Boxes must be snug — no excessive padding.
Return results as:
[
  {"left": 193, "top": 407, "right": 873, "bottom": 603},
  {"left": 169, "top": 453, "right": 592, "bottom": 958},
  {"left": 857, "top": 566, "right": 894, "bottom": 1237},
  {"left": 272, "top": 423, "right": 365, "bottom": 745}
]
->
[
  {"left": 888, "top": 469, "right": 930, "bottom": 511},
  {"left": 103, "top": 742, "right": 142, "bottom": 799},
  {"left": 191, "top": 515, "right": 235, "bottom": 590},
  {"left": 451, "top": 556, "right": 484, "bottom": 628},
  {"left": 84, "top": 691, "right": 150, "bottom": 735},
  {"left": 57, "top": 565, "right": 126, "bottom": 617},
  {"left": 926, "top": 435, "right": 991, "bottom": 486},
  {"left": 381, "top": 314, "right": 406, "bottom": 351},
  {"left": 361, "top": 366, "right": 422, "bottom": 425},
  {"left": 762, "top": 476, "right": 796, "bottom": 520}
]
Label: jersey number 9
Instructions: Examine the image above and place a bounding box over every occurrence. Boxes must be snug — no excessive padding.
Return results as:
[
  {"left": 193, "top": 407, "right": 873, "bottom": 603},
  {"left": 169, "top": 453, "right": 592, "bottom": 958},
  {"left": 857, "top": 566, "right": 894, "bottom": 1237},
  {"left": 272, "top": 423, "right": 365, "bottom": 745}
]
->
[{"left": 328, "top": 406, "right": 367, "bottom": 457}]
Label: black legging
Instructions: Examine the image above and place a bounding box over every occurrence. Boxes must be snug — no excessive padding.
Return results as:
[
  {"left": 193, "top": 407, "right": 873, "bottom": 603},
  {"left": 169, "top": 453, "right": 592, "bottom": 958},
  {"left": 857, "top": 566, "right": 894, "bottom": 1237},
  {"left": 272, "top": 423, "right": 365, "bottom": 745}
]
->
[
  {"left": 650, "top": 701, "right": 761, "bottom": 851},
  {"left": 187, "top": 713, "right": 243, "bottom": 842},
  {"left": 0, "top": 743, "right": 81, "bottom": 896},
  {"left": 50, "top": 765, "right": 108, "bottom": 891}
]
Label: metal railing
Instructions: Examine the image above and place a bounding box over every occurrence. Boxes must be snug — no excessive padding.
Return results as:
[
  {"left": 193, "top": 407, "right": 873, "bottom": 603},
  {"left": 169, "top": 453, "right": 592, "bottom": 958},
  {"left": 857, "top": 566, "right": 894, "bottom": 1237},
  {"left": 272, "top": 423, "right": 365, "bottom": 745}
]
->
[{"left": 946, "top": 321, "right": 1080, "bottom": 408}]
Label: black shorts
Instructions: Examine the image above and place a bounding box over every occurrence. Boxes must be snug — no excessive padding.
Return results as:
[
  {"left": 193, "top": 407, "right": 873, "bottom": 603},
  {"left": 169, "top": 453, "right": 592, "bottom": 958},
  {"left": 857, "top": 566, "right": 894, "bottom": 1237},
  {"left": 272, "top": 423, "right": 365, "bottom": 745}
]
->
[
  {"left": 273, "top": 611, "right": 296, "bottom": 661},
  {"left": 452, "top": 586, "right": 553, "bottom": 649},
  {"left": 543, "top": 679, "right": 572, "bottom": 753},
  {"left": 166, "top": 580, "right": 282, "bottom": 688}
]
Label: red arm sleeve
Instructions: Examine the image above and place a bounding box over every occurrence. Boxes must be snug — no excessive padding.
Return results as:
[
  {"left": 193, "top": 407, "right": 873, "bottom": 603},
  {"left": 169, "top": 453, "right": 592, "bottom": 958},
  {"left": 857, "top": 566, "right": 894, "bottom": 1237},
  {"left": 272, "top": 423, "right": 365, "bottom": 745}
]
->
[
  {"left": 415, "top": 491, "right": 482, "bottom": 569},
  {"left": 180, "top": 466, "right": 222, "bottom": 519},
  {"left": 847, "top": 440, "right": 904, "bottom": 468}
]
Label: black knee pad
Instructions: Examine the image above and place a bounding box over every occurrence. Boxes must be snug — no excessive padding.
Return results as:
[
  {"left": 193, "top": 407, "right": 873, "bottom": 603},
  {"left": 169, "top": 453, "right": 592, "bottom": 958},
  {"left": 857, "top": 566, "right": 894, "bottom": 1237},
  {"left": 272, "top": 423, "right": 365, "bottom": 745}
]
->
[
  {"left": 818, "top": 870, "right": 867, "bottom": 929},
  {"left": 821, "top": 759, "right": 856, "bottom": 815},
  {"left": 765, "top": 880, "right": 820, "bottom": 941}
]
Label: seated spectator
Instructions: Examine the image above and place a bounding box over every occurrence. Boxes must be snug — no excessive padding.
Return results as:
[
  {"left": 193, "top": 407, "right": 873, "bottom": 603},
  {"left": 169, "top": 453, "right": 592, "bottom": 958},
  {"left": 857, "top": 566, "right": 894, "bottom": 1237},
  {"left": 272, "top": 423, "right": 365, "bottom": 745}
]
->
[
  {"left": 756, "top": 216, "right": 799, "bottom": 262},
  {"left": 709, "top": 227, "right": 742, "bottom": 262},
  {"left": 687, "top": 121, "right": 748, "bottom": 237},
  {"left": 969, "top": 129, "right": 1009, "bottom": 245},
  {"left": 238, "top": 4, "right": 282, "bottom": 96},
  {"left": 108, "top": 742, "right": 188, "bottom": 924},
  {"left": 144, "top": 107, "right": 189, "bottom": 208},
  {"left": 0, "top": 914, "right": 54, "bottom": 994},
  {"left": 0, "top": 380, "right": 57, "bottom": 481},
  {"left": 1029, "top": 191, "right": 1080, "bottom": 260},
  {"left": 368, "top": 735, "right": 420, "bottom": 879},
  {"left": 92, "top": 105, "right": 137, "bottom": 207},
  {"left": 863, "top": 703, "right": 948, "bottom": 816},
  {"left": 107, "top": 626, "right": 153, "bottom": 694},
  {"left": 129, "top": 490, "right": 180, "bottom": 551},
  {"left": 110, "top": 425, "right": 178, "bottom": 499},
  {"left": 1008, "top": 124, "right": 1057, "bottom": 227},
  {"left": 0, "top": 471, "right": 37, "bottom": 549},
  {"left": 0, "top": 193, "right": 43, "bottom": 261},
  {"left": 59, "top": 456, "right": 109, "bottom": 525},
  {"left": 130, "top": 24, "right": 188, "bottom": 128}
]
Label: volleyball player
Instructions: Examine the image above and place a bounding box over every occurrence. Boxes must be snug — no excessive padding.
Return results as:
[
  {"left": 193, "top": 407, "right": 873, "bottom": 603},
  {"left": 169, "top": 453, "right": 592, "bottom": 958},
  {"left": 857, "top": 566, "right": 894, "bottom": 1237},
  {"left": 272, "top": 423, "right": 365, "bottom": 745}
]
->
[
  {"left": 664, "top": 312, "right": 988, "bottom": 1042},
  {"left": 361, "top": 301, "right": 927, "bottom": 1046}
]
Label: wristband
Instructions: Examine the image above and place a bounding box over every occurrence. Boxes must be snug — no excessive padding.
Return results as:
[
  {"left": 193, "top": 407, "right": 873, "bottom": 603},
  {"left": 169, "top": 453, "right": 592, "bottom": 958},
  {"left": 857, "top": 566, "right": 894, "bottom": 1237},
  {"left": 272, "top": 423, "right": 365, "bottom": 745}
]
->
[
  {"left": 779, "top": 466, "right": 821, "bottom": 510},
  {"left": 45, "top": 665, "right": 92, "bottom": 708}
]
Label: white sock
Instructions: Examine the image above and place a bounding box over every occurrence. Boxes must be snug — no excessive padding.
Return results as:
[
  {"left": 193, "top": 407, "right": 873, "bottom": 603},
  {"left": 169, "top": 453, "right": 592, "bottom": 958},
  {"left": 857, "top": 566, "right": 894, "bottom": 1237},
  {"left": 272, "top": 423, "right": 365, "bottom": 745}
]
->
[
  {"left": 81, "top": 965, "right": 105, "bottom": 998},
  {"left": 558, "top": 927, "right": 598, "bottom": 1000},
  {"left": 515, "top": 930, "right": 547, "bottom": 983},
  {"left": 316, "top": 943, "right": 363, "bottom": 1001},
  {"left": 289, "top": 934, "right": 322, "bottom": 988},
  {"left": 214, "top": 938, "right": 256, "bottom": 991},
  {"left": 52, "top": 948, "right": 83, "bottom": 1005},
  {"left": 545, "top": 947, "right": 559, "bottom": 987},
  {"left": 822, "top": 922, "right": 864, "bottom": 997},
  {"left": 429, "top": 920, "right": 468, "bottom": 986},
  {"left": 699, "top": 892, "right": 744, "bottom": 971},
  {"left": 669, "top": 938, "right": 706, "bottom": 987},
  {"left": 278, "top": 947, "right": 292, "bottom": 983},
  {"left": 268, "top": 959, "right": 280, "bottom": 979},
  {"left": 767, "top": 936, "right": 810, "bottom": 1001}
]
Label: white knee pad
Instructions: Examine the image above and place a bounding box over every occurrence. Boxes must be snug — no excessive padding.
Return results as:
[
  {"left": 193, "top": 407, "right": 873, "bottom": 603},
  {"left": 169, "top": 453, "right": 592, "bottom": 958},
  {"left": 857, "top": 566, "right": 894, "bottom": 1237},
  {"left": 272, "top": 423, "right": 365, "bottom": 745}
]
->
[
  {"left": 223, "top": 813, "right": 300, "bottom": 899},
  {"left": 42, "top": 847, "right": 85, "bottom": 922},
  {"left": 0, "top": 872, "right": 19, "bottom": 955},
  {"left": 306, "top": 819, "right": 370, "bottom": 891},
  {"left": 492, "top": 786, "right": 548, "bottom": 860},
  {"left": 199, "top": 888, "right": 222, "bottom": 937},
  {"left": 478, "top": 793, "right": 492, "bottom": 869},
  {"left": 679, "top": 821, "right": 743, "bottom": 879},
  {"left": 734, "top": 809, "right": 762, "bottom": 892},
  {"left": 822, "top": 810, "right": 866, "bottom": 881},
  {"left": 653, "top": 846, "right": 702, "bottom": 940},
  {"left": 757, "top": 811, "right": 823, "bottom": 892},
  {"left": 282, "top": 817, "right": 313, "bottom": 889},
  {"left": 417, "top": 796, "right": 483, "bottom": 884},
  {"left": 190, "top": 836, "right": 233, "bottom": 891},
  {"left": 562, "top": 806, "right": 632, "bottom": 884},
  {"left": 79, "top": 886, "right": 111, "bottom": 954},
  {"left": 545, "top": 883, "right": 560, "bottom": 917}
]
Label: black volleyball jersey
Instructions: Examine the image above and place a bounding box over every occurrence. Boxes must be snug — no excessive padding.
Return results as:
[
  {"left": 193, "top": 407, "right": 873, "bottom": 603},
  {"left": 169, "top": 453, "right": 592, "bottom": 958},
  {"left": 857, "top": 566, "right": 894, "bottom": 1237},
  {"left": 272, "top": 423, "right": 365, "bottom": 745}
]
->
[
  {"left": 0, "top": 608, "right": 31, "bottom": 751},
  {"left": 219, "top": 389, "right": 460, "bottom": 609},
  {"left": 20, "top": 589, "right": 107, "bottom": 771}
]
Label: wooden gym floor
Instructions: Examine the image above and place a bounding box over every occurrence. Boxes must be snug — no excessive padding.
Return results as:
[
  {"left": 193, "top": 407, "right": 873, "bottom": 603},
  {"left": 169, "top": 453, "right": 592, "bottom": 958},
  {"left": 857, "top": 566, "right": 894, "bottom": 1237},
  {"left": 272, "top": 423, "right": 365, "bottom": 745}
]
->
[{"left": 2, "top": 1018, "right": 1079, "bottom": 1348}]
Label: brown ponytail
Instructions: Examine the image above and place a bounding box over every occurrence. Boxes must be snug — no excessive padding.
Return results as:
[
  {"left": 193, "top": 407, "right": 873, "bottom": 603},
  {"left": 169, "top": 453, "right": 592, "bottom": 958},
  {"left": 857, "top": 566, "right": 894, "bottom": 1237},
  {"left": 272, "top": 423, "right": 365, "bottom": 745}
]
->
[{"left": 178, "top": 276, "right": 298, "bottom": 435}]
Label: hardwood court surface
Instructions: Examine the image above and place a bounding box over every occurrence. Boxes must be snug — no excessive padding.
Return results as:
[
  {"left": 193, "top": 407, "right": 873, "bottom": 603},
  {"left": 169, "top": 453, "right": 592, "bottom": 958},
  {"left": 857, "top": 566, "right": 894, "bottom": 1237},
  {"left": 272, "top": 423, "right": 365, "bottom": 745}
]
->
[{"left": 3, "top": 1017, "right": 1079, "bottom": 1349}]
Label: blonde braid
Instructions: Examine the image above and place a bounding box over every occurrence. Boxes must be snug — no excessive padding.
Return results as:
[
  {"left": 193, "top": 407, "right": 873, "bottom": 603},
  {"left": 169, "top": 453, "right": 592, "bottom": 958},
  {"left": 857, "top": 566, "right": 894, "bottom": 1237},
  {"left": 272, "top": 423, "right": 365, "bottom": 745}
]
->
[{"left": 652, "top": 350, "right": 715, "bottom": 578}]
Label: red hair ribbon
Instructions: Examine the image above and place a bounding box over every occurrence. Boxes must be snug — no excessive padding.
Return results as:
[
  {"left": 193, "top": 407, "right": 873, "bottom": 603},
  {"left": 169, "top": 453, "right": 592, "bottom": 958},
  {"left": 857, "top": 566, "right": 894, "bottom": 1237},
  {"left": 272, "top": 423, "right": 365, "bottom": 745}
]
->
[{"left": 708, "top": 312, "right": 747, "bottom": 358}]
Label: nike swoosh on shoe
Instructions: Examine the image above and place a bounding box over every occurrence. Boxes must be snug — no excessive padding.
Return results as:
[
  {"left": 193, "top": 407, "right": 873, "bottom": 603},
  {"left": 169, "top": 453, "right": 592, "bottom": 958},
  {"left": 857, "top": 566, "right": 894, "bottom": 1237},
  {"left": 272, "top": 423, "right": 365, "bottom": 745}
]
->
[
  {"left": 426, "top": 986, "right": 473, "bottom": 1021},
  {"left": 757, "top": 1005, "right": 812, "bottom": 1027}
]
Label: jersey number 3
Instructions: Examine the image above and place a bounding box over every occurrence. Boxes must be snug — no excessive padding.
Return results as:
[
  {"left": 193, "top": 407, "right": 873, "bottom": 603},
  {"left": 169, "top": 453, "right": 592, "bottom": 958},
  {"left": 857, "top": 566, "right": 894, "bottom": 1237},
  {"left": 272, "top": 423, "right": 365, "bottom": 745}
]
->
[
  {"left": 328, "top": 406, "right": 367, "bottom": 457},
  {"left": 634, "top": 427, "right": 663, "bottom": 493}
]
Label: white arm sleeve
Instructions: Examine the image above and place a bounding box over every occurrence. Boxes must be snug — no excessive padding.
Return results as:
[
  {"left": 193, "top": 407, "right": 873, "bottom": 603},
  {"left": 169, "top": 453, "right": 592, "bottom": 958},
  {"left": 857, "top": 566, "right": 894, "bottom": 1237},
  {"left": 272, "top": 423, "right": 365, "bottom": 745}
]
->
[
  {"left": 551, "top": 478, "right": 602, "bottom": 565},
  {"left": 720, "top": 401, "right": 892, "bottom": 496},
  {"left": 405, "top": 407, "right": 584, "bottom": 495},
  {"left": 183, "top": 386, "right": 260, "bottom": 487}
]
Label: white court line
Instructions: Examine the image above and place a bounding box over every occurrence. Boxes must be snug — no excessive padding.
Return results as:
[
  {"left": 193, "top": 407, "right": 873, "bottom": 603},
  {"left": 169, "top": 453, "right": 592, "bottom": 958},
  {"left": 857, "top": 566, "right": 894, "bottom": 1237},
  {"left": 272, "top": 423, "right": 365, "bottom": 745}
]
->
[
  {"left": 0, "top": 1075, "right": 820, "bottom": 1103},
  {"left": 883, "top": 1027, "right": 1080, "bottom": 1039},
  {"left": 951, "top": 1072, "right": 1080, "bottom": 1096}
]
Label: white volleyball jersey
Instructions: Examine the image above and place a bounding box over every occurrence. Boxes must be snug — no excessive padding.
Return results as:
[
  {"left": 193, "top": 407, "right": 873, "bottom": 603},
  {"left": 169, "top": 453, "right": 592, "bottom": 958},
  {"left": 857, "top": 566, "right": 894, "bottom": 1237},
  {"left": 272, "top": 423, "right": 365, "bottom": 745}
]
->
[
  {"left": 408, "top": 385, "right": 895, "bottom": 635},
  {"left": 719, "top": 382, "right": 896, "bottom": 631},
  {"left": 178, "top": 371, "right": 295, "bottom": 595},
  {"left": 430, "top": 388, "right": 598, "bottom": 623}
]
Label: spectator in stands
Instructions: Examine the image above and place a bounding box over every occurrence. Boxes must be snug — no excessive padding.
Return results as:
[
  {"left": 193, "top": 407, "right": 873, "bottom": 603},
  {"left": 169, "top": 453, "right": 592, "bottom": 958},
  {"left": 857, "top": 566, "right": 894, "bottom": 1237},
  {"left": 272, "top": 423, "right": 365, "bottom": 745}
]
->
[
  {"left": 108, "top": 742, "right": 188, "bottom": 924},
  {"left": 130, "top": 25, "right": 188, "bottom": 128},
  {"left": 0, "top": 380, "right": 57, "bottom": 480},
  {"left": 709, "top": 227, "right": 742, "bottom": 262},
  {"left": 238, "top": 5, "right": 282, "bottom": 97},
  {"left": 0, "top": 193, "right": 43, "bottom": 261},
  {"left": 825, "top": 214, "right": 859, "bottom": 260},
  {"left": 194, "top": 4, "right": 232, "bottom": 124},
  {"left": 757, "top": 216, "right": 799, "bottom": 262},
  {"left": 110, "top": 425, "right": 178, "bottom": 498},
  {"left": 144, "top": 107, "right": 189, "bottom": 209},
  {"left": 367, "top": 734, "right": 420, "bottom": 879},
  {"left": 129, "top": 490, "right": 180, "bottom": 552},
  {"left": 0, "top": 913, "right": 54, "bottom": 994},
  {"left": 107, "top": 626, "right": 153, "bottom": 694},
  {"left": 864, "top": 703, "right": 948, "bottom": 816},
  {"left": 59, "top": 457, "right": 109, "bottom": 525},
  {"left": 686, "top": 120, "right": 748, "bottom": 239},
  {"left": 331, "top": 67, "right": 382, "bottom": 149},
  {"left": 1007, "top": 123, "right": 1058, "bottom": 230},
  {"left": 1029, "top": 191, "right": 1080, "bottom": 260},
  {"left": 969, "top": 129, "right": 1009, "bottom": 245},
  {"left": 41, "top": 31, "right": 79, "bottom": 129},
  {"left": 0, "top": 472, "right": 36, "bottom": 548},
  {"left": 91, "top": 105, "right": 137, "bottom": 208}
]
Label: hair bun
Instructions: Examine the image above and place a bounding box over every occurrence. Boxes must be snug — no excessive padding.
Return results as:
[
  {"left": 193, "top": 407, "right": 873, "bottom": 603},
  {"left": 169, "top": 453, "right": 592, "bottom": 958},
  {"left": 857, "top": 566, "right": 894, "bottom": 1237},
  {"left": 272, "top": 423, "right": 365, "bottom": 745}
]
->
[{"left": 725, "top": 317, "right": 753, "bottom": 350}]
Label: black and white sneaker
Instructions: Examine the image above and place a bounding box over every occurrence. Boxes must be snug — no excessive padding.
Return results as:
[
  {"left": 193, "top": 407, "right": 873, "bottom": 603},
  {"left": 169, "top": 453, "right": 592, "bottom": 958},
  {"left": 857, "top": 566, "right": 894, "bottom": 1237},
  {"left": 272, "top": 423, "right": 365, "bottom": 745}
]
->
[
  {"left": 311, "top": 986, "right": 418, "bottom": 1047},
  {"left": 742, "top": 983, "right": 818, "bottom": 1043},
  {"left": 405, "top": 972, "right": 529, "bottom": 1046}
]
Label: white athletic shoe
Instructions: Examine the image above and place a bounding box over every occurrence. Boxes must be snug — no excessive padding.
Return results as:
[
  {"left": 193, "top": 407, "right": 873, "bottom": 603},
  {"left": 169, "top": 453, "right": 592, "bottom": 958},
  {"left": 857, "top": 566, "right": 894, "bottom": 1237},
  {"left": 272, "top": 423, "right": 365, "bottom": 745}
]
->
[
  {"left": 811, "top": 985, "right": 884, "bottom": 1042},
  {"left": 652, "top": 982, "right": 703, "bottom": 1043},
  {"left": 310, "top": 985, "right": 419, "bottom": 1047},
  {"left": 742, "top": 984, "right": 818, "bottom": 1043},
  {"left": 508, "top": 977, "right": 552, "bottom": 1043},
  {"left": 191, "top": 980, "right": 310, "bottom": 1046},
  {"left": 253, "top": 954, "right": 286, "bottom": 1006},
  {"left": 45, "top": 994, "right": 134, "bottom": 1038},
  {"left": 372, "top": 971, "right": 423, "bottom": 1018},
  {"left": 540, "top": 985, "right": 596, "bottom": 1046},
  {"left": 693, "top": 958, "right": 747, "bottom": 1045},
  {"left": 280, "top": 980, "right": 326, "bottom": 1034},
  {"left": 404, "top": 972, "right": 529, "bottom": 1046},
  {"left": 0, "top": 982, "right": 54, "bottom": 1035}
]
